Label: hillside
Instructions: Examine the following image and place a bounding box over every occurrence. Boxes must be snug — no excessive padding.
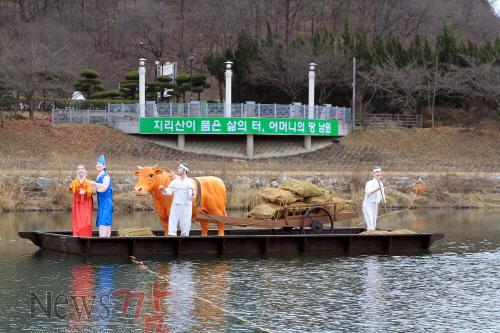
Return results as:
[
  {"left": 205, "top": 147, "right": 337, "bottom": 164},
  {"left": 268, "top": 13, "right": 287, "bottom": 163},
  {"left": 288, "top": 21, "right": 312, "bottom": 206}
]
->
[{"left": 0, "top": 121, "right": 499, "bottom": 175}]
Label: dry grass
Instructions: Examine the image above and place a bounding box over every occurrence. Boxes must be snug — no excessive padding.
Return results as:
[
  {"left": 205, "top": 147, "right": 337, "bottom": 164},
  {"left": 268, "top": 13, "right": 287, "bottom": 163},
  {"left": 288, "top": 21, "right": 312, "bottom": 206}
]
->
[
  {"left": 0, "top": 175, "right": 24, "bottom": 210},
  {"left": 227, "top": 182, "right": 263, "bottom": 210},
  {"left": 343, "top": 165, "right": 366, "bottom": 194},
  {"left": 114, "top": 191, "right": 153, "bottom": 211}
]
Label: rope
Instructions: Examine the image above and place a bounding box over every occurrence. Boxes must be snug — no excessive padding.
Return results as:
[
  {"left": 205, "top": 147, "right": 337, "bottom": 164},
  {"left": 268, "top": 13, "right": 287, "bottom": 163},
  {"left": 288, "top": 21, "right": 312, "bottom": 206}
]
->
[
  {"left": 353, "top": 188, "right": 419, "bottom": 228},
  {"left": 161, "top": 186, "right": 191, "bottom": 192},
  {"left": 129, "top": 256, "right": 275, "bottom": 333}
]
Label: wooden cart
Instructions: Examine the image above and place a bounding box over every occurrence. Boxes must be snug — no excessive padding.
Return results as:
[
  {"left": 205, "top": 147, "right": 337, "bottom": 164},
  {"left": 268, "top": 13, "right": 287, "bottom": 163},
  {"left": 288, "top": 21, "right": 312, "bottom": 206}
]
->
[{"left": 196, "top": 202, "right": 358, "bottom": 234}]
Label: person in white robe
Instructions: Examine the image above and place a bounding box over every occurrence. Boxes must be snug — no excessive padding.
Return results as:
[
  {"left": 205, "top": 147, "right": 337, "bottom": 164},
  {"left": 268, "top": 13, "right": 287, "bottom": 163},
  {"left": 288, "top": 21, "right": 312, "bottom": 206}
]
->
[
  {"left": 362, "top": 167, "right": 386, "bottom": 230},
  {"left": 161, "top": 163, "right": 195, "bottom": 236}
]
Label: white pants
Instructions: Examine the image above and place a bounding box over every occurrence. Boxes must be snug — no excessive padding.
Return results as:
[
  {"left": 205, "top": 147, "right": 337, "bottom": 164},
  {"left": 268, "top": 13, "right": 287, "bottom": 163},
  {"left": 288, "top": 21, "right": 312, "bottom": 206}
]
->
[
  {"left": 98, "top": 225, "right": 111, "bottom": 237},
  {"left": 362, "top": 201, "right": 379, "bottom": 230},
  {"left": 168, "top": 204, "right": 192, "bottom": 236}
]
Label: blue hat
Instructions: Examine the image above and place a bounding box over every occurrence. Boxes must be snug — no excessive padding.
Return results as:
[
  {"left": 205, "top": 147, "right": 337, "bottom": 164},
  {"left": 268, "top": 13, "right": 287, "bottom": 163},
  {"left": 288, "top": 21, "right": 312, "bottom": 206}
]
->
[{"left": 97, "top": 155, "right": 106, "bottom": 166}]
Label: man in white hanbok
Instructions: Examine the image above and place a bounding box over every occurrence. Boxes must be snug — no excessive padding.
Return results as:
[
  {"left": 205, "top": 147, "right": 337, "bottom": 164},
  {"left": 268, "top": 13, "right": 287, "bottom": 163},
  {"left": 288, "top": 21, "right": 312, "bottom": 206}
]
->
[
  {"left": 161, "top": 163, "right": 195, "bottom": 236},
  {"left": 362, "top": 167, "right": 386, "bottom": 230}
]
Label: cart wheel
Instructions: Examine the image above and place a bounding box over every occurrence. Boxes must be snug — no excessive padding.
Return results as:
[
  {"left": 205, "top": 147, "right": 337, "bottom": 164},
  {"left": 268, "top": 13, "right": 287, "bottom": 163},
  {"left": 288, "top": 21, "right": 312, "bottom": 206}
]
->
[
  {"left": 300, "top": 206, "right": 334, "bottom": 234},
  {"left": 311, "top": 219, "right": 323, "bottom": 234}
]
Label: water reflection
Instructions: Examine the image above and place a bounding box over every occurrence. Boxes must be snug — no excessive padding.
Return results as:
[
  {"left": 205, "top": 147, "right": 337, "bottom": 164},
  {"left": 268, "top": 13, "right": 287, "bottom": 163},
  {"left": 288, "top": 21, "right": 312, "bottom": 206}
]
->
[
  {"left": 94, "top": 264, "right": 115, "bottom": 329},
  {"left": 163, "top": 262, "right": 195, "bottom": 332},
  {"left": 68, "top": 264, "right": 94, "bottom": 331},
  {"left": 361, "top": 256, "right": 386, "bottom": 331},
  {"left": 0, "top": 209, "right": 499, "bottom": 332},
  {"left": 192, "top": 261, "right": 229, "bottom": 331}
]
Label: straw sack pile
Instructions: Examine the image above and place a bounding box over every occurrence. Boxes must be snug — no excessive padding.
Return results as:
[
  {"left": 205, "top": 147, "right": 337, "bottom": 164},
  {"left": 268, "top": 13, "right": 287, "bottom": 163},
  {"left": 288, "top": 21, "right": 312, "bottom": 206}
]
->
[
  {"left": 118, "top": 227, "right": 154, "bottom": 237},
  {"left": 246, "top": 179, "right": 352, "bottom": 220}
]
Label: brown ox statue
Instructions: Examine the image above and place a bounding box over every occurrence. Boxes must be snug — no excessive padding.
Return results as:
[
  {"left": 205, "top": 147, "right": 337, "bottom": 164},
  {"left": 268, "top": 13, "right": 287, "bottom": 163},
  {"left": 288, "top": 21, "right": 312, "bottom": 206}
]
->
[{"left": 133, "top": 165, "right": 226, "bottom": 236}]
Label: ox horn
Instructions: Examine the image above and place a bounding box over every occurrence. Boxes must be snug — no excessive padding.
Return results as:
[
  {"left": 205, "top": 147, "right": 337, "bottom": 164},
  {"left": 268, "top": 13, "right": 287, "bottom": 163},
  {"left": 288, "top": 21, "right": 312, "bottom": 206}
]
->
[
  {"left": 137, "top": 166, "right": 143, "bottom": 169},
  {"left": 153, "top": 164, "right": 158, "bottom": 168}
]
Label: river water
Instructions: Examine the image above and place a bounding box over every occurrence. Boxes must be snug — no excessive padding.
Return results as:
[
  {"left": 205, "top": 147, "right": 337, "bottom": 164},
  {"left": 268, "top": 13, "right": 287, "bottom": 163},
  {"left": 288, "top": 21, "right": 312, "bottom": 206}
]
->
[{"left": 0, "top": 209, "right": 499, "bottom": 333}]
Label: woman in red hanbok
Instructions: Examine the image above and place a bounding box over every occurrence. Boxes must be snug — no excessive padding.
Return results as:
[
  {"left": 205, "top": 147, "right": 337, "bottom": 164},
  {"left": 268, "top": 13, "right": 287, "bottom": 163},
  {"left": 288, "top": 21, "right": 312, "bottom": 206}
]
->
[{"left": 68, "top": 165, "right": 94, "bottom": 237}]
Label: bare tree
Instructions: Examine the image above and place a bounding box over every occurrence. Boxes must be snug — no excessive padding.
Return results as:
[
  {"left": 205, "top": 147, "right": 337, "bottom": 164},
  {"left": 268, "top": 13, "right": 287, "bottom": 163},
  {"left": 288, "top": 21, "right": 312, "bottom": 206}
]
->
[
  {"left": 416, "top": 57, "right": 442, "bottom": 128},
  {"left": 250, "top": 45, "right": 310, "bottom": 102},
  {"left": 315, "top": 51, "right": 351, "bottom": 104},
  {"left": 0, "top": 24, "right": 78, "bottom": 119},
  {"left": 360, "top": 60, "right": 421, "bottom": 115}
]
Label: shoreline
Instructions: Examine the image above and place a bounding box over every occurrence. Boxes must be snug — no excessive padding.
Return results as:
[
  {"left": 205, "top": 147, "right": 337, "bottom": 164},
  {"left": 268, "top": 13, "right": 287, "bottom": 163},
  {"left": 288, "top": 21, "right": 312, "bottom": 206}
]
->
[{"left": 1, "top": 172, "right": 499, "bottom": 212}]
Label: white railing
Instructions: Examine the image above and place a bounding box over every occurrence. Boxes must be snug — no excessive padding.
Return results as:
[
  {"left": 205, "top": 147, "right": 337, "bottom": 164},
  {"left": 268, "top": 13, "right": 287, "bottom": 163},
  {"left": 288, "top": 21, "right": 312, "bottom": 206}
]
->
[
  {"left": 108, "top": 102, "right": 351, "bottom": 121},
  {"left": 52, "top": 103, "right": 352, "bottom": 126},
  {"left": 51, "top": 107, "right": 108, "bottom": 124}
]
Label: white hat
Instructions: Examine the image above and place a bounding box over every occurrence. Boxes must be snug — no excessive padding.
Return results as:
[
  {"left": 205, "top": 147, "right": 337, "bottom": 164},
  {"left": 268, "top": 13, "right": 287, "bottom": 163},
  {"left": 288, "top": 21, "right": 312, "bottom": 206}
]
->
[
  {"left": 179, "top": 163, "right": 190, "bottom": 172},
  {"left": 372, "top": 167, "right": 382, "bottom": 173}
]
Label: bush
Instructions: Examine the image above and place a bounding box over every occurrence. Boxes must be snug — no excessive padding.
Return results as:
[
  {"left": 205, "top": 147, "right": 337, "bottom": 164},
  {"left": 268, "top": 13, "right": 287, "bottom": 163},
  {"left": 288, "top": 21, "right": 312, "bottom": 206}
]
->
[
  {"left": 125, "top": 71, "right": 139, "bottom": 80},
  {"left": 90, "top": 89, "right": 124, "bottom": 99},
  {"left": 79, "top": 69, "right": 99, "bottom": 79},
  {"left": 156, "top": 75, "right": 172, "bottom": 83},
  {"left": 0, "top": 96, "right": 19, "bottom": 109},
  {"left": 45, "top": 98, "right": 137, "bottom": 109}
]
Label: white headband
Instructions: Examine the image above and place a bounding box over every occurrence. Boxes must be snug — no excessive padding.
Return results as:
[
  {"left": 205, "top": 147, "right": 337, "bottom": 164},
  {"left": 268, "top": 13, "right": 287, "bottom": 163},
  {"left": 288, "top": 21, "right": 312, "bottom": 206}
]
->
[
  {"left": 179, "top": 164, "right": 190, "bottom": 172},
  {"left": 372, "top": 167, "right": 382, "bottom": 173}
]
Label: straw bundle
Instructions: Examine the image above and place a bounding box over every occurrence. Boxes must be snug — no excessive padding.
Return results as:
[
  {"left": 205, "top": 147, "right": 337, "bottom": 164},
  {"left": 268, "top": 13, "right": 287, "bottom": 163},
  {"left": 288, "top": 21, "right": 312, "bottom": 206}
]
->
[
  {"left": 118, "top": 227, "right": 154, "bottom": 237},
  {"left": 279, "top": 179, "right": 323, "bottom": 198}
]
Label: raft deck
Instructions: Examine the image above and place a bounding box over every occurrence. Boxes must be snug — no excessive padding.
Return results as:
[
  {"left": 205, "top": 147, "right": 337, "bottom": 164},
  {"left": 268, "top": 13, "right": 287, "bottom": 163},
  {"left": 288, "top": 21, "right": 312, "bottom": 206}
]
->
[{"left": 18, "top": 228, "right": 444, "bottom": 257}]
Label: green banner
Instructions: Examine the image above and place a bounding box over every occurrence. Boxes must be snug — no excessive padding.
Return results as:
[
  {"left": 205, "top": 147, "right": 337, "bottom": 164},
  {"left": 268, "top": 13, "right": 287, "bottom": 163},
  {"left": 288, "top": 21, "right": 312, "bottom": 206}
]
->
[{"left": 140, "top": 117, "right": 338, "bottom": 136}]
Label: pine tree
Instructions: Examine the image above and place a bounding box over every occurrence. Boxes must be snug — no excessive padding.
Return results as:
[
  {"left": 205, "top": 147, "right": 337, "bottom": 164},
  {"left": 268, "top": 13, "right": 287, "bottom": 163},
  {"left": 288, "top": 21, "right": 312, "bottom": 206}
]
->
[
  {"left": 204, "top": 52, "right": 228, "bottom": 101},
  {"left": 353, "top": 32, "right": 371, "bottom": 63},
  {"left": 479, "top": 40, "right": 494, "bottom": 62},
  {"left": 494, "top": 37, "right": 500, "bottom": 57},
  {"left": 371, "top": 34, "right": 386, "bottom": 65},
  {"left": 435, "top": 25, "right": 458, "bottom": 65},
  {"left": 385, "top": 34, "right": 407, "bottom": 67},
  {"left": 119, "top": 71, "right": 139, "bottom": 100},
  {"left": 423, "top": 37, "right": 433, "bottom": 63},
  {"left": 341, "top": 18, "right": 351, "bottom": 53},
  {"left": 466, "top": 39, "right": 478, "bottom": 59},
  {"left": 233, "top": 31, "right": 261, "bottom": 102},
  {"left": 74, "top": 69, "right": 103, "bottom": 98},
  {"left": 408, "top": 34, "right": 423, "bottom": 65}
]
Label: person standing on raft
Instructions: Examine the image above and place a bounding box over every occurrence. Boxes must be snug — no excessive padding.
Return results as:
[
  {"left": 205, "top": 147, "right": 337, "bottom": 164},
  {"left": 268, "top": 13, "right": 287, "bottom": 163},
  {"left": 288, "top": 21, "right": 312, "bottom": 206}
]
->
[
  {"left": 91, "top": 155, "right": 113, "bottom": 237},
  {"left": 68, "top": 165, "right": 94, "bottom": 237},
  {"left": 160, "top": 162, "right": 195, "bottom": 236},
  {"left": 363, "top": 167, "right": 386, "bottom": 231}
]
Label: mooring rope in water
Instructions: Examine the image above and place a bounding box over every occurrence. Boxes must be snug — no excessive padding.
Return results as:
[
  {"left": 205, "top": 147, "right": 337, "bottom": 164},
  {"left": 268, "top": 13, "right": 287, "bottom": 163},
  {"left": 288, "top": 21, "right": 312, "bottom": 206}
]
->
[
  {"left": 129, "top": 256, "right": 275, "bottom": 333},
  {"left": 353, "top": 188, "right": 419, "bottom": 228}
]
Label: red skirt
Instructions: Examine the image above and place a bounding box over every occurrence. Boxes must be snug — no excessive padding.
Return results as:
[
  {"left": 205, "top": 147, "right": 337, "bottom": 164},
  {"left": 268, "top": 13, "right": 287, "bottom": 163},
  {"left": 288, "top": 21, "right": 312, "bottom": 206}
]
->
[{"left": 71, "top": 193, "right": 94, "bottom": 237}]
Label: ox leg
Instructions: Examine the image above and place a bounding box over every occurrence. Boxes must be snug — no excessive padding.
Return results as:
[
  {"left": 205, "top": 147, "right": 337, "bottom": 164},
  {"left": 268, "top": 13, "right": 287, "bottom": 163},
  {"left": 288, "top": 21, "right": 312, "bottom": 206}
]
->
[
  {"left": 200, "top": 221, "right": 209, "bottom": 236},
  {"left": 217, "top": 222, "right": 225, "bottom": 236},
  {"left": 161, "top": 218, "right": 169, "bottom": 236}
]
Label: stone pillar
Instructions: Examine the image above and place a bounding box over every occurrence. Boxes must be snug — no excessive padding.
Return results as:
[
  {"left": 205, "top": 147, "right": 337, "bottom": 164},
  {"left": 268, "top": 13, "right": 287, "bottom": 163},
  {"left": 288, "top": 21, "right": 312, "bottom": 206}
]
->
[
  {"left": 224, "top": 61, "right": 233, "bottom": 117},
  {"left": 308, "top": 63, "right": 316, "bottom": 119},
  {"left": 138, "top": 58, "right": 146, "bottom": 118},
  {"left": 304, "top": 136, "right": 312, "bottom": 150},
  {"left": 305, "top": 63, "right": 316, "bottom": 150},
  {"left": 178, "top": 134, "right": 185, "bottom": 150},
  {"left": 246, "top": 134, "right": 254, "bottom": 158}
]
